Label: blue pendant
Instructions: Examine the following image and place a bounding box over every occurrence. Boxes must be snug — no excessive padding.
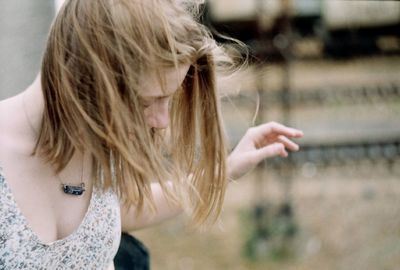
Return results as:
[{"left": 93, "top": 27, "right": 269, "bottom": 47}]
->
[{"left": 62, "top": 183, "right": 85, "bottom": 196}]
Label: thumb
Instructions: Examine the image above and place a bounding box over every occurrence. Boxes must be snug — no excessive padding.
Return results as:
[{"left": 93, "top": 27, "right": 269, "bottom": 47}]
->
[{"left": 255, "top": 143, "right": 288, "bottom": 161}]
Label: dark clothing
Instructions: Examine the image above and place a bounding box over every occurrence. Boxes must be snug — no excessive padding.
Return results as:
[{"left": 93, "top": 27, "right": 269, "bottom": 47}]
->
[{"left": 114, "top": 233, "right": 150, "bottom": 270}]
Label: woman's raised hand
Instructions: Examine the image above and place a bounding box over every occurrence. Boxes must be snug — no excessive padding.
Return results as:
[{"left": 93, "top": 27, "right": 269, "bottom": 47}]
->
[{"left": 227, "top": 122, "right": 304, "bottom": 180}]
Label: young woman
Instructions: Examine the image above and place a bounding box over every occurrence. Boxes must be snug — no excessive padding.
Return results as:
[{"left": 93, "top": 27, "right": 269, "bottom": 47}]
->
[{"left": 0, "top": 0, "right": 303, "bottom": 269}]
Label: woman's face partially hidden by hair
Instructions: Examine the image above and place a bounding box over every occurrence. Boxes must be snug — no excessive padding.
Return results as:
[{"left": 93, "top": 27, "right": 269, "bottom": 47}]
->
[{"left": 139, "top": 64, "right": 190, "bottom": 129}]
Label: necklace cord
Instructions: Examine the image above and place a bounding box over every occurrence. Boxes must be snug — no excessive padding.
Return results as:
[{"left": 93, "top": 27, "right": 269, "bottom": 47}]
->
[{"left": 22, "top": 91, "right": 86, "bottom": 196}]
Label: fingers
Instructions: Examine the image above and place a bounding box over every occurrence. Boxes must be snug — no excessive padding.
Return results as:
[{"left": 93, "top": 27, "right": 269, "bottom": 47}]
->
[
  {"left": 257, "top": 121, "right": 303, "bottom": 139},
  {"left": 243, "top": 121, "right": 304, "bottom": 163},
  {"left": 277, "top": 135, "right": 300, "bottom": 152},
  {"left": 254, "top": 136, "right": 300, "bottom": 162},
  {"left": 255, "top": 142, "right": 288, "bottom": 161}
]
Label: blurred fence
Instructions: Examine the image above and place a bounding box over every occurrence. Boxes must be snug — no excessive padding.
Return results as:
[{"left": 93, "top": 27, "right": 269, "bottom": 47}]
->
[
  {"left": 223, "top": 81, "right": 400, "bottom": 170},
  {"left": 212, "top": 1, "right": 400, "bottom": 263},
  {"left": 224, "top": 82, "right": 400, "bottom": 107},
  {"left": 234, "top": 74, "right": 400, "bottom": 259}
]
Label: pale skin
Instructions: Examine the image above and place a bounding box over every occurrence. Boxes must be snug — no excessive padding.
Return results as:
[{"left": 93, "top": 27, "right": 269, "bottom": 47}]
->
[{"left": 0, "top": 64, "right": 303, "bottom": 244}]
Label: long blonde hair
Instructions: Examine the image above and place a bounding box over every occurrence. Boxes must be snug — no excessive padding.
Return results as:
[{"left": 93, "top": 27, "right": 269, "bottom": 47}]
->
[{"left": 37, "top": 0, "right": 233, "bottom": 225}]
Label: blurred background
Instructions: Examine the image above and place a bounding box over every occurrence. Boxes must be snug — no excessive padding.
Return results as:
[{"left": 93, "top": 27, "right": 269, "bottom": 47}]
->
[{"left": 1, "top": 1, "right": 399, "bottom": 269}]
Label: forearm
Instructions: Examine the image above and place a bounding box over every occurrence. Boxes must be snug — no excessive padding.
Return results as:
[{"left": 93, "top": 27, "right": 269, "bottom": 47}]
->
[{"left": 121, "top": 182, "right": 183, "bottom": 232}]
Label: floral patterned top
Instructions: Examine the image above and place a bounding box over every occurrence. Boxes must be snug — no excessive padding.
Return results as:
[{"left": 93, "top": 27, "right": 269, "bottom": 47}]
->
[{"left": 0, "top": 167, "right": 121, "bottom": 269}]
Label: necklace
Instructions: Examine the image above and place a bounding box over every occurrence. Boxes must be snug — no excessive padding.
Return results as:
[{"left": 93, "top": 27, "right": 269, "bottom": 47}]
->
[
  {"left": 22, "top": 91, "right": 86, "bottom": 196},
  {"left": 61, "top": 179, "right": 86, "bottom": 195},
  {"left": 60, "top": 155, "right": 86, "bottom": 196}
]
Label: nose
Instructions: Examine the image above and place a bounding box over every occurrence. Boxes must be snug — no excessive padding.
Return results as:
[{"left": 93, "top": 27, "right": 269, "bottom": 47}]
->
[{"left": 145, "top": 99, "right": 170, "bottom": 129}]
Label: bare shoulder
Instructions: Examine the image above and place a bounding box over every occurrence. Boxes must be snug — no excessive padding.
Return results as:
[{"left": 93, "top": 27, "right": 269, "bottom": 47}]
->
[
  {"left": 0, "top": 93, "right": 27, "bottom": 151},
  {"left": 0, "top": 93, "right": 22, "bottom": 134},
  {"left": 0, "top": 96, "right": 14, "bottom": 134}
]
